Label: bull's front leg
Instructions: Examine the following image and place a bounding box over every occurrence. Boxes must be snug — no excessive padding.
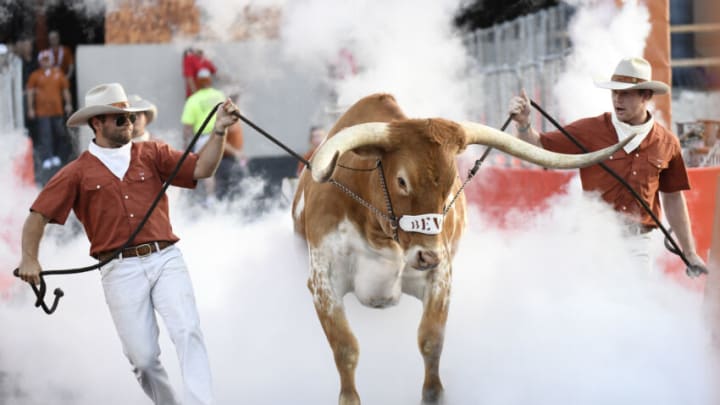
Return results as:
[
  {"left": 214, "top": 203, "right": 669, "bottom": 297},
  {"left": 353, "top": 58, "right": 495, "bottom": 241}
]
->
[
  {"left": 417, "top": 260, "right": 451, "bottom": 404},
  {"left": 308, "top": 252, "right": 361, "bottom": 405}
]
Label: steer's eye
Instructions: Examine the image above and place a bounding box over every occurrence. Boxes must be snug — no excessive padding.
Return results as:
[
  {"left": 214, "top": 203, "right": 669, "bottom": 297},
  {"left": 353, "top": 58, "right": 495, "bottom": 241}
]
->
[{"left": 397, "top": 177, "right": 407, "bottom": 189}]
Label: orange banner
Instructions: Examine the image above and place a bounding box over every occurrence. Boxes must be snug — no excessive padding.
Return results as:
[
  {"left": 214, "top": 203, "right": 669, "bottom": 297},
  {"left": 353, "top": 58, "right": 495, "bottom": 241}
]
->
[
  {"left": 703, "top": 174, "right": 720, "bottom": 340},
  {"left": 643, "top": 0, "right": 672, "bottom": 126}
]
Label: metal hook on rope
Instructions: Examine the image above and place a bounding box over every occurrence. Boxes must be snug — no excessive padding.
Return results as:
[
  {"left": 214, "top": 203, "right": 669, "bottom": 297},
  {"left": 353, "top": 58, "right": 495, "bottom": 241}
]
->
[{"left": 12, "top": 268, "right": 64, "bottom": 314}]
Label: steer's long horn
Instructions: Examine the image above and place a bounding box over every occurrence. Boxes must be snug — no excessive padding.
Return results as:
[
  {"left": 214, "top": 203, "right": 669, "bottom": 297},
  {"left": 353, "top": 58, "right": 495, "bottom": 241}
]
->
[
  {"left": 311, "top": 122, "right": 390, "bottom": 182},
  {"left": 460, "top": 122, "right": 635, "bottom": 169}
]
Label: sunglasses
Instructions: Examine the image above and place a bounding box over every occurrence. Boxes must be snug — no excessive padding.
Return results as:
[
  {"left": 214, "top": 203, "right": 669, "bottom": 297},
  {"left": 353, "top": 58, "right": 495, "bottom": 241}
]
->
[{"left": 102, "top": 113, "right": 137, "bottom": 127}]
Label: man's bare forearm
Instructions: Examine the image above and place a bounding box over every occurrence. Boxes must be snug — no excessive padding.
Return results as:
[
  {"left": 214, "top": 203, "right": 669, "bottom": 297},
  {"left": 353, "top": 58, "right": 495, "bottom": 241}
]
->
[
  {"left": 21, "top": 211, "right": 49, "bottom": 262},
  {"left": 661, "top": 191, "right": 696, "bottom": 254}
]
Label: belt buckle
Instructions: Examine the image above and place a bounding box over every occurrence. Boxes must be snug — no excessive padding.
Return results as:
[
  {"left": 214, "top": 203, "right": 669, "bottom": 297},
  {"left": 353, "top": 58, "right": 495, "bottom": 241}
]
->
[{"left": 134, "top": 243, "right": 154, "bottom": 257}]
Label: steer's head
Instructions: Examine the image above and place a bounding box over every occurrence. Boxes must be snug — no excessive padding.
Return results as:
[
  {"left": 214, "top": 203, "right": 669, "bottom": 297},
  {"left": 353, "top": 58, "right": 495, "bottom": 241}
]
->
[
  {"left": 366, "top": 119, "right": 468, "bottom": 270},
  {"left": 310, "top": 114, "right": 635, "bottom": 271}
]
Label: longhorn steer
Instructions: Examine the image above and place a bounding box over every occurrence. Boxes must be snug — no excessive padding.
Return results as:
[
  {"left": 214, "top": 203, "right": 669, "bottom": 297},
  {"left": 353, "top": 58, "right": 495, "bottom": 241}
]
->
[{"left": 292, "top": 93, "right": 631, "bottom": 404}]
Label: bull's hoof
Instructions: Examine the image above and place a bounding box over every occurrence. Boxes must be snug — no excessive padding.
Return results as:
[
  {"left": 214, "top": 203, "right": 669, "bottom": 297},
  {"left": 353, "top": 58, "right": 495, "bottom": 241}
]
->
[
  {"left": 421, "top": 387, "right": 445, "bottom": 405},
  {"left": 339, "top": 390, "right": 360, "bottom": 405}
]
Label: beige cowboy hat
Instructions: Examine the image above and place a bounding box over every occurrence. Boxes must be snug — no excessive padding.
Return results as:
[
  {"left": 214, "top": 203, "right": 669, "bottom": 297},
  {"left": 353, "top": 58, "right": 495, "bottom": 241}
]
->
[
  {"left": 594, "top": 56, "right": 669, "bottom": 95},
  {"left": 128, "top": 94, "right": 158, "bottom": 124},
  {"left": 67, "top": 82, "right": 144, "bottom": 127}
]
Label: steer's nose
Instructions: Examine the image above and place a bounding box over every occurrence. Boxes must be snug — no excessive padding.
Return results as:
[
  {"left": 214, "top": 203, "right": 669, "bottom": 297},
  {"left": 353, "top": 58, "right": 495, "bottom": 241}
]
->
[{"left": 416, "top": 250, "right": 440, "bottom": 270}]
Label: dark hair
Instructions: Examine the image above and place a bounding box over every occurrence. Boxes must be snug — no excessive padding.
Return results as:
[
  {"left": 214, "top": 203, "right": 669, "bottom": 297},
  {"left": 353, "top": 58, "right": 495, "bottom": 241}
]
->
[{"left": 88, "top": 115, "right": 104, "bottom": 134}]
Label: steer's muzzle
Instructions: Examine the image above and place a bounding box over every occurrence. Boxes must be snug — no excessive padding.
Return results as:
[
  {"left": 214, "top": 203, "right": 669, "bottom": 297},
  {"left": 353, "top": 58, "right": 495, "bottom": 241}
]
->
[{"left": 414, "top": 249, "right": 440, "bottom": 271}]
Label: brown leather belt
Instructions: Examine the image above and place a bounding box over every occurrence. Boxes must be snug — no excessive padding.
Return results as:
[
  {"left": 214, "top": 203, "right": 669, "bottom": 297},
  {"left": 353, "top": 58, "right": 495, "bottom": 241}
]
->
[{"left": 95, "top": 241, "right": 174, "bottom": 262}]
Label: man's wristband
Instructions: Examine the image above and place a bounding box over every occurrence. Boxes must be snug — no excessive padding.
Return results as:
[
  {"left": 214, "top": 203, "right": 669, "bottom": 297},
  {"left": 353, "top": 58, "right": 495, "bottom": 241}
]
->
[
  {"left": 213, "top": 128, "right": 226, "bottom": 137},
  {"left": 516, "top": 122, "right": 531, "bottom": 133}
]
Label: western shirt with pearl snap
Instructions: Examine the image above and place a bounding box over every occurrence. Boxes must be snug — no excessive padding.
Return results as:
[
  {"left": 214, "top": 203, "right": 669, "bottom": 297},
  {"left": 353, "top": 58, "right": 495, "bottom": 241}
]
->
[
  {"left": 539, "top": 112, "right": 690, "bottom": 228},
  {"left": 30, "top": 141, "right": 199, "bottom": 257}
]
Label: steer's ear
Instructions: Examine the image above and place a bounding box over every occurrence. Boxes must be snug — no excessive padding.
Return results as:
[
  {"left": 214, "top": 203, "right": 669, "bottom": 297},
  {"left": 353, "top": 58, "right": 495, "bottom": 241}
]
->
[{"left": 311, "top": 151, "right": 340, "bottom": 183}]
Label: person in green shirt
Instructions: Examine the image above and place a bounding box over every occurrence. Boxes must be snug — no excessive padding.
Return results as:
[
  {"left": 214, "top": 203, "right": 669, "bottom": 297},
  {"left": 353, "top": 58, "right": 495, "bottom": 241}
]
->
[{"left": 181, "top": 68, "right": 226, "bottom": 205}]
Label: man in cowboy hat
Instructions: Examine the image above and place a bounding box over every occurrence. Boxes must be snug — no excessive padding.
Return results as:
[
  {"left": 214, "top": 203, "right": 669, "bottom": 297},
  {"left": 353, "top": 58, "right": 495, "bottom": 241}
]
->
[
  {"left": 507, "top": 56, "right": 706, "bottom": 273},
  {"left": 128, "top": 94, "right": 158, "bottom": 142},
  {"left": 16, "top": 82, "right": 240, "bottom": 405}
]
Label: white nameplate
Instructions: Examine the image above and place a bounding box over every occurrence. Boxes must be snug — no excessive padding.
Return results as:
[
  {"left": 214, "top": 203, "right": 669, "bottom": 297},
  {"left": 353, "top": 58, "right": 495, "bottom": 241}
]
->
[{"left": 398, "top": 214, "right": 444, "bottom": 235}]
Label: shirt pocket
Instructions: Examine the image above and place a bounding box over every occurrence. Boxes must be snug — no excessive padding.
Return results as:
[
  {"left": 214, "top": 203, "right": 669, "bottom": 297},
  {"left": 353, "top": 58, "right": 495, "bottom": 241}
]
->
[
  {"left": 640, "top": 154, "right": 668, "bottom": 192},
  {"left": 125, "top": 169, "right": 159, "bottom": 198},
  {"left": 82, "top": 177, "right": 115, "bottom": 197},
  {"left": 603, "top": 149, "right": 629, "bottom": 169},
  {"left": 81, "top": 177, "right": 117, "bottom": 223},
  {"left": 125, "top": 169, "right": 157, "bottom": 184},
  {"left": 645, "top": 155, "right": 668, "bottom": 175}
]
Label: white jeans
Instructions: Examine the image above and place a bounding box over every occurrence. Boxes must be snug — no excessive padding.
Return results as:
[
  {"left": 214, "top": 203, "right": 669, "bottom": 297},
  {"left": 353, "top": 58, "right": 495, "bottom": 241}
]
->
[
  {"left": 626, "top": 232, "right": 653, "bottom": 272},
  {"left": 100, "top": 245, "right": 212, "bottom": 405}
]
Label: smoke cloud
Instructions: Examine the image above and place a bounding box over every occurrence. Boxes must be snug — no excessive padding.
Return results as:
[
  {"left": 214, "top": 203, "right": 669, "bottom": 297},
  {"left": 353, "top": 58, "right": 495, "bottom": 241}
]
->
[
  {"left": 1, "top": 1, "right": 717, "bottom": 404},
  {"left": 554, "top": 0, "right": 651, "bottom": 123},
  {"left": 0, "top": 135, "right": 715, "bottom": 404}
]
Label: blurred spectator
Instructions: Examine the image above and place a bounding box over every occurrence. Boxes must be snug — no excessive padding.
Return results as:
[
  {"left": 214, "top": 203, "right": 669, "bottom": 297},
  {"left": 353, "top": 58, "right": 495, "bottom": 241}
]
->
[
  {"left": 182, "top": 47, "right": 199, "bottom": 97},
  {"left": 46, "top": 30, "right": 74, "bottom": 80},
  {"left": 181, "top": 68, "right": 226, "bottom": 204},
  {"left": 14, "top": 38, "right": 37, "bottom": 86},
  {"left": 194, "top": 49, "right": 217, "bottom": 78},
  {"left": 328, "top": 47, "right": 357, "bottom": 80},
  {"left": 296, "top": 126, "right": 326, "bottom": 176},
  {"left": 182, "top": 47, "right": 217, "bottom": 98},
  {"left": 13, "top": 38, "right": 38, "bottom": 151},
  {"left": 26, "top": 50, "right": 73, "bottom": 184},
  {"left": 128, "top": 94, "right": 158, "bottom": 142},
  {"left": 216, "top": 119, "right": 246, "bottom": 200}
]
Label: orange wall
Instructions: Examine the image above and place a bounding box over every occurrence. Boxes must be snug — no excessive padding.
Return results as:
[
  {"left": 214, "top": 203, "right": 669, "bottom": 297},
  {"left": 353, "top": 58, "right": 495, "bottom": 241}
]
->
[
  {"left": 703, "top": 175, "right": 720, "bottom": 333},
  {"left": 643, "top": 0, "right": 672, "bottom": 126}
]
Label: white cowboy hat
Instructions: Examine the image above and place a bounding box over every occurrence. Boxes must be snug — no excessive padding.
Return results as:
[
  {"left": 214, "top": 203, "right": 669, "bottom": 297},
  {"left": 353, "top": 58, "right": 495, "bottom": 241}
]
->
[
  {"left": 128, "top": 94, "right": 158, "bottom": 124},
  {"left": 594, "top": 57, "right": 669, "bottom": 95},
  {"left": 67, "top": 83, "right": 144, "bottom": 127}
]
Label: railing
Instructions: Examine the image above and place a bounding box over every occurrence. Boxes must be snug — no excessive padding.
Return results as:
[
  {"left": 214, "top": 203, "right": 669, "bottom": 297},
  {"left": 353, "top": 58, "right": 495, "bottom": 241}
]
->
[
  {"left": 463, "top": 4, "right": 573, "bottom": 132},
  {"left": 670, "top": 22, "right": 720, "bottom": 68},
  {"left": 463, "top": 3, "right": 574, "bottom": 167},
  {"left": 677, "top": 120, "right": 720, "bottom": 167},
  {"left": 463, "top": 3, "right": 719, "bottom": 168},
  {"left": 0, "top": 52, "right": 25, "bottom": 133}
]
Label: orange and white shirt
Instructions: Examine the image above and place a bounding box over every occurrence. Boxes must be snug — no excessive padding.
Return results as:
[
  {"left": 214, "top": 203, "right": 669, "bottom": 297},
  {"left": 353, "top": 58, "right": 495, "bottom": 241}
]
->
[
  {"left": 26, "top": 67, "right": 69, "bottom": 117},
  {"left": 31, "top": 141, "right": 198, "bottom": 257},
  {"left": 540, "top": 112, "right": 690, "bottom": 228}
]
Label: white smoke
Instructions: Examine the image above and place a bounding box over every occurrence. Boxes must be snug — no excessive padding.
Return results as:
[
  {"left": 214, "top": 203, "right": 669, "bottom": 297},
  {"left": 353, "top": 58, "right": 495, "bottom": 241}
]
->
[
  {"left": 0, "top": 138, "right": 716, "bottom": 404},
  {"left": 1, "top": 1, "right": 717, "bottom": 404},
  {"left": 553, "top": 0, "right": 651, "bottom": 123},
  {"left": 281, "top": 0, "right": 472, "bottom": 120}
]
